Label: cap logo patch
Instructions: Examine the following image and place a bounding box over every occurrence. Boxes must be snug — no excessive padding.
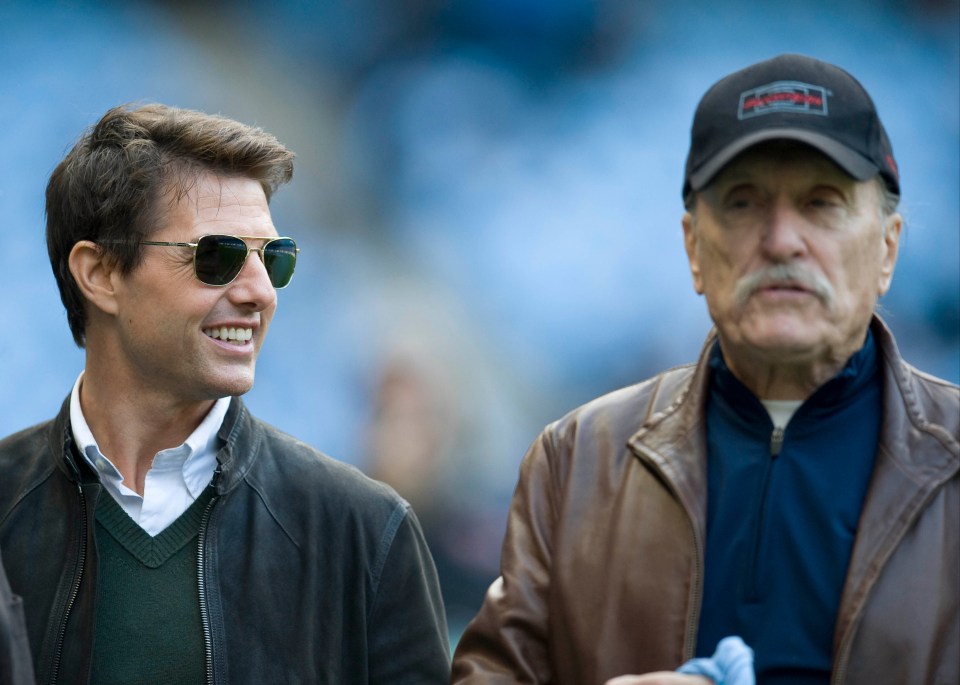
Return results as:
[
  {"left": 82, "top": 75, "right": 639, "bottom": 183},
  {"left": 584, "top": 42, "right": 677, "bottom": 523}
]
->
[{"left": 738, "top": 80, "right": 830, "bottom": 119}]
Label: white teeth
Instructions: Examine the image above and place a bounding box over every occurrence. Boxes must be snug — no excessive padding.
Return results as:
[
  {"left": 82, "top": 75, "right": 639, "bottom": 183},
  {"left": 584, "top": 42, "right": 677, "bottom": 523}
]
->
[{"left": 204, "top": 327, "right": 253, "bottom": 342}]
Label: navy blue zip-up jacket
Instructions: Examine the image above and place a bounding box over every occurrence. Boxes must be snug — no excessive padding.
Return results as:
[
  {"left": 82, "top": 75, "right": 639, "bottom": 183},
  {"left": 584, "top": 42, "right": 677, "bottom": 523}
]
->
[{"left": 699, "top": 331, "right": 881, "bottom": 683}]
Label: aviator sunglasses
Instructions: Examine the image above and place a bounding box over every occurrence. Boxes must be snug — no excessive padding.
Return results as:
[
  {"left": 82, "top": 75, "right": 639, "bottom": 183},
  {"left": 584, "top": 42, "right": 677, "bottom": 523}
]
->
[{"left": 140, "top": 234, "right": 300, "bottom": 288}]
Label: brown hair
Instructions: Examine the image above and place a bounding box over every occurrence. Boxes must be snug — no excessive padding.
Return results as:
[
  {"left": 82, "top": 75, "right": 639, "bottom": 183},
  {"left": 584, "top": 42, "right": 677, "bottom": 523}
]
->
[{"left": 46, "top": 103, "right": 295, "bottom": 347}]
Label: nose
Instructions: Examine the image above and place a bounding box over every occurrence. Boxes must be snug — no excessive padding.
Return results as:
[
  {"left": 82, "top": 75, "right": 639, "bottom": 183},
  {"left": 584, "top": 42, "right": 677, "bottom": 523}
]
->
[
  {"left": 227, "top": 247, "right": 277, "bottom": 311},
  {"left": 761, "top": 198, "right": 808, "bottom": 262}
]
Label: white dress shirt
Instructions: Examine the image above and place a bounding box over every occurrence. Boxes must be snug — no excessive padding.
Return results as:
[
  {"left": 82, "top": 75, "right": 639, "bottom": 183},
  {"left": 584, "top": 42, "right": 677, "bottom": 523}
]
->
[{"left": 70, "top": 372, "right": 230, "bottom": 536}]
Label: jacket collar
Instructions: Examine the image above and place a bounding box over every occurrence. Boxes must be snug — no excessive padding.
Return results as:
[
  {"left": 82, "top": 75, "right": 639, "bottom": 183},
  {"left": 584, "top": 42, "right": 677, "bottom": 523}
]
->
[
  {"left": 833, "top": 315, "right": 959, "bottom": 659},
  {"left": 627, "top": 329, "right": 717, "bottom": 544},
  {"left": 213, "top": 396, "right": 260, "bottom": 494},
  {"left": 869, "top": 314, "right": 959, "bottom": 473},
  {"left": 626, "top": 314, "right": 959, "bottom": 570},
  {"left": 48, "top": 394, "right": 84, "bottom": 483},
  {"left": 48, "top": 394, "right": 260, "bottom": 494}
]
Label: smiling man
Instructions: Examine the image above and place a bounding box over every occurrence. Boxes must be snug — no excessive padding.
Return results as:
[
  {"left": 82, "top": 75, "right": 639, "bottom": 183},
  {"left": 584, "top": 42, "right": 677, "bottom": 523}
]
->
[
  {"left": 0, "top": 104, "right": 449, "bottom": 684},
  {"left": 451, "top": 55, "right": 958, "bottom": 685}
]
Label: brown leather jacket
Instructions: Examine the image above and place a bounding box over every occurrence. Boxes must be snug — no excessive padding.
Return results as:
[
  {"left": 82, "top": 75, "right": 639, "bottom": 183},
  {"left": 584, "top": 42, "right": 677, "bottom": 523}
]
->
[{"left": 451, "top": 317, "right": 959, "bottom": 685}]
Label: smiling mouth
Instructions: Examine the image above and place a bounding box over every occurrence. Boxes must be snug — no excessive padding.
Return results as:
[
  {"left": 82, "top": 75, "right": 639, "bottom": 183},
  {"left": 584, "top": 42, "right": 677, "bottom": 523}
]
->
[{"left": 204, "top": 327, "right": 253, "bottom": 344}]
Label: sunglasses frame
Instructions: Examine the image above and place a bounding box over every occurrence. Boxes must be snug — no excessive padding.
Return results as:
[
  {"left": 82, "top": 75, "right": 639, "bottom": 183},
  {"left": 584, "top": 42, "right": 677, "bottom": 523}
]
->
[{"left": 140, "top": 234, "right": 300, "bottom": 288}]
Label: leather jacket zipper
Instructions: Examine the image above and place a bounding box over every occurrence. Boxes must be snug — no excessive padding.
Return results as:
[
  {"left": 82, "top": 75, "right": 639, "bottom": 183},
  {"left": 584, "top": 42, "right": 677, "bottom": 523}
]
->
[
  {"left": 682, "top": 518, "right": 705, "bottom": 662},
  {"left": 831, "top": 604, "right": 858, "bottom": 685},
  {"left": 198, "top": 469, "right": 221, "bottom": 685},
  {"left": 635, "top": 450, "right": 704, "bottom": 661},
  {"left": 50, "top": 479, "right": 88, "bottom": 685}
]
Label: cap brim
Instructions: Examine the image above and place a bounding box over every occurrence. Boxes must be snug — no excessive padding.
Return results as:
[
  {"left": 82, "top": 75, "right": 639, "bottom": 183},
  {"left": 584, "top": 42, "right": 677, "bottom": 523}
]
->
[{"left": 687, "top": 128, "right": 880, "bottom": 192}]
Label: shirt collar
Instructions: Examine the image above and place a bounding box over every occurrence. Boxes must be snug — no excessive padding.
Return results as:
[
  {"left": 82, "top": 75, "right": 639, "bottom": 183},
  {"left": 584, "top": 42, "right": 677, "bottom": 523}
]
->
[{"left": 69, "top": 372, "right": 230, "bottom": 495}]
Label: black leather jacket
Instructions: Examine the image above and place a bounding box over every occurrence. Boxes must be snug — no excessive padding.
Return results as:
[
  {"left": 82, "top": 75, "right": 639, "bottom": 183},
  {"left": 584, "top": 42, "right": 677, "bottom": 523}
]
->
[{"left": 0, "top": 396, "right": 450, "bottom": 684}]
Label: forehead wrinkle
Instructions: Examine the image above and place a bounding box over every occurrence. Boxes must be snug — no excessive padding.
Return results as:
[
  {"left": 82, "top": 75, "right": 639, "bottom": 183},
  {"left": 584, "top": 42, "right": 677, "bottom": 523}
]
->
[
  {"left": 190, "top": 174, "right": 227, "bottom": 218},
  {"left": 192, "top": 174, "right": 267, "bottom": 220}
]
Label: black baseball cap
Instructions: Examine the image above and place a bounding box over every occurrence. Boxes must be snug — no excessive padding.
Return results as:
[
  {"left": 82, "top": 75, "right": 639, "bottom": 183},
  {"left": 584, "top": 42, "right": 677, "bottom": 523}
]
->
[{"left": 683, "top": 54, "right": 899, "bottom": 198}]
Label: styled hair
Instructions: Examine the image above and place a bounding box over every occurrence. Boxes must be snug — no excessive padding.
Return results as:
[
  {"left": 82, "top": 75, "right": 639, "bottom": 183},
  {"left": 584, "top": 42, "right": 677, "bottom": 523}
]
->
[{"left": 46, "top": 103, "right": 295, "bottom": 347}]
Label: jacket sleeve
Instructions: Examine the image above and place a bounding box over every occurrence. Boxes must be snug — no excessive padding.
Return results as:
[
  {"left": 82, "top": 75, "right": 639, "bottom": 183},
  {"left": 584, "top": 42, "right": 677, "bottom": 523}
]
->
[
  {"left": 451, "top": 431, "right": 557, "bottom": 684},
  {"left": 368, "top": 504, "right": 451, "bottom": 685}
]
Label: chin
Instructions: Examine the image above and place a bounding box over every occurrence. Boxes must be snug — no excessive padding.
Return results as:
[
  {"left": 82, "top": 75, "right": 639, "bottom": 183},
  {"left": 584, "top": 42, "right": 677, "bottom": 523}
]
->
[
  {"left": 205, "top": 372, "right": 256, "bottom": 399},
  {"left": 731, "top": 316, "right": 827, "bottom": 358},
  {"left": 223, "top": 380, "right": 255, "bottom": 398},
  {"left": 748, "top": 335, "right": 822, "bottom": 360}
]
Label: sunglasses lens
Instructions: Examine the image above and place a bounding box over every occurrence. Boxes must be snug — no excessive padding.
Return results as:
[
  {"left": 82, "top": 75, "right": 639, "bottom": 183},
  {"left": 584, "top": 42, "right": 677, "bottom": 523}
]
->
[
  {"left": 195, "top": 235, "right": 247, "bottom": 286},
  {"left": 263, "top": 238, "right": 298, "bottom": 288}
]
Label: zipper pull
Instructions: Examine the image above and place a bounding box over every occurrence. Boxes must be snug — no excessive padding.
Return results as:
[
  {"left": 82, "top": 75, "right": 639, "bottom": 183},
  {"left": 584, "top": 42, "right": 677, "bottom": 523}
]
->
[
  {"left": 210, "top": 464, "right": 223, "bottom": 490},
  {"left": 770, "top": 426, "right": 785, "bottom": 457}
]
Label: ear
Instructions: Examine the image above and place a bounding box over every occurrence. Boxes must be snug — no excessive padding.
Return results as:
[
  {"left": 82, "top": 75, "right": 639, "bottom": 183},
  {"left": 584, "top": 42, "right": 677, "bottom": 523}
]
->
[
  {"left": 877, "top": 212, "right": 902, "bottom": 296},
  {"left": 68, "top": 241, "right": 122, "bottom": 317},
  {"left": 682, "top": 211, "right": 705, "bottom": 295}
]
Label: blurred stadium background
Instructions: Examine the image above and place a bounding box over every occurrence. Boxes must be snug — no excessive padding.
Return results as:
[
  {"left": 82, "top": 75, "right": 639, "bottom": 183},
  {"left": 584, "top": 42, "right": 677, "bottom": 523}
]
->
[{"left": 2, "top": 0, "right": 957, "bottom": 645}]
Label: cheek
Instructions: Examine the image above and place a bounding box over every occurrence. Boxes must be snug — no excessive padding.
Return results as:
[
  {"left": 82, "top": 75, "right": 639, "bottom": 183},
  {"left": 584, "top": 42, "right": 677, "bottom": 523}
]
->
[
  {"left": 698, "top": 239, "right": 742, "bottom": 289},
  {"left": 255, "top": 304, "right": 277, "bottom": 342},
  {"left": 822, "top": 243, "right": 886, "bottom": 317},
  {"left": 838, "top": 236, "right": 884, "bottom": 286},
  {"left": 262, "top": 300, "right": 277, "bottom": 326}
]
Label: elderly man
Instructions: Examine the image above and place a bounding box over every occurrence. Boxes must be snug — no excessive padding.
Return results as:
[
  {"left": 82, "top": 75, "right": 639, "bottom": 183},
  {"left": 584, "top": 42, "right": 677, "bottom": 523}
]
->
[
  {"left": 0, "top": 104, "right": 450, "bottom": 684},
  {"left": 451, "top": 54, "right": 958, "bottom": 685}
]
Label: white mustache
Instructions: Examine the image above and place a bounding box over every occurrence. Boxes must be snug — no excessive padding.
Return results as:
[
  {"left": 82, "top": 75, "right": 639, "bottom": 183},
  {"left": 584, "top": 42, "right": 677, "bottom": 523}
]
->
[{"left": 734, "top": 264, "right": 834, "bottom": 307}]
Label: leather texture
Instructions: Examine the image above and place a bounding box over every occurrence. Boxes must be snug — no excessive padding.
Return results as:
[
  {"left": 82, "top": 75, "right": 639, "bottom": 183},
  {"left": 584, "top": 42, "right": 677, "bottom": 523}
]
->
[
  {"left": 451, "top": 316, "right": 958, "bottom": 685},
  {"left": 0, "top": 397, "right": 451, "bottom": 684}
]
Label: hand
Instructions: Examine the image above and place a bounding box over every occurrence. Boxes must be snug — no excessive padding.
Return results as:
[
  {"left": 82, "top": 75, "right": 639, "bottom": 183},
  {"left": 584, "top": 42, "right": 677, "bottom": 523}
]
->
[{"left": 605, "top": 673, "right": 714, "bottom": 685}]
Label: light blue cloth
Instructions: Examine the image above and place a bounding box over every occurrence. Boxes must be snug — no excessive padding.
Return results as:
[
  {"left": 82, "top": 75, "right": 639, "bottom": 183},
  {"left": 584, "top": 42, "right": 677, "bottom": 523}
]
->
[{"left": 676, "top": 636, "right": 755, "bottom": 685}]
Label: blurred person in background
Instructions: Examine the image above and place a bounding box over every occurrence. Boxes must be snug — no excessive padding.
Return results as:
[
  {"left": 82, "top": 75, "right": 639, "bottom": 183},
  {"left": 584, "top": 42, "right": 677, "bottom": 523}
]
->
[
  {"left": 0, "top": 103, "right": 449, "bottom": 684},
  {"left": 451, "top": 54, "right": 958, "bottom": 685},
  {"left": 361, "top": 321, "right": 519, "bottom": 644}
]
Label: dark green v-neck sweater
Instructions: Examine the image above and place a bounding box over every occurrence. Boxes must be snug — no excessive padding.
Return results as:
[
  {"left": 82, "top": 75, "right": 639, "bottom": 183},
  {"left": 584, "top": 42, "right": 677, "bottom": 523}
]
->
[{"left": 91, "top": 487, "right": 214, "bottom": 684}]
